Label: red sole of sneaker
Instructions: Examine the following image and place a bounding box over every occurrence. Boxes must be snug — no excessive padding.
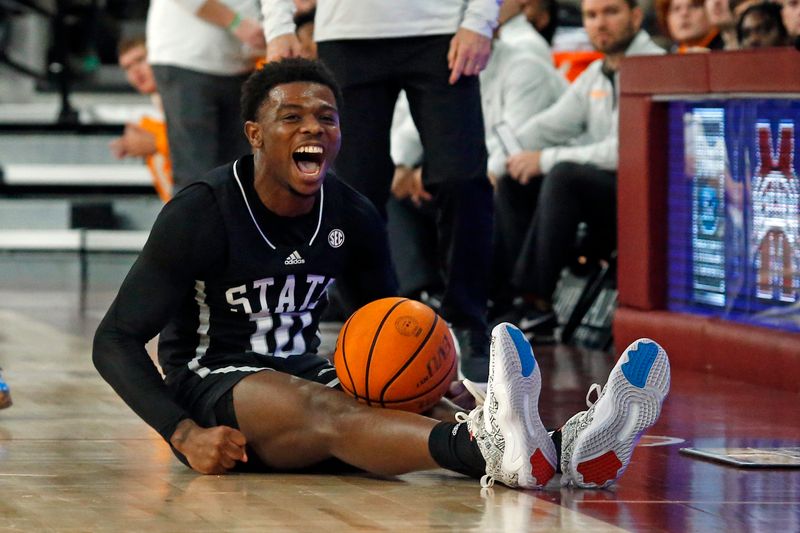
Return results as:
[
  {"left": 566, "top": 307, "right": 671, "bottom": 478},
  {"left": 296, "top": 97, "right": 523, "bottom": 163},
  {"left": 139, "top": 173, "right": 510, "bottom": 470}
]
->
[
  {"left": 576, "top": 450, "right": 623, "bottom": 487},
  {"left": 530, "top": 448, "right": 556, "bottom": 486}
]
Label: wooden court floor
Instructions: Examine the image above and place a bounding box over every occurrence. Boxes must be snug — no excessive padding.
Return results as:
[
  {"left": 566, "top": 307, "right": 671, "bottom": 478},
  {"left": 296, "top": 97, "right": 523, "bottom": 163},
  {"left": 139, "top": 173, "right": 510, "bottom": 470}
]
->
[{"left": 1, "top": 283, "right": 799, "bottom": 532}]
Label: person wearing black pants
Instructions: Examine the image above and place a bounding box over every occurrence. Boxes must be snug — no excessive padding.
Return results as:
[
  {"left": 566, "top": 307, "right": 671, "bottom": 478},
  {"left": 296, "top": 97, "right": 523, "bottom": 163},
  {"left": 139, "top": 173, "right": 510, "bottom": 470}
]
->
[
  {"left": 386, "top": 198, "right": 443, "bottom": 302},
  {"left": 262, "top": 1, "right": 501, "bottom": 381},
  {"left": 491, "top": 174, "right": 543, "bottom": 318},
  {"left": 146, "top": 0, "right": 265, "bottom": 190},
  {"left": 315, "top": 36, "right": 494, "bottom": 380},
  {"left": 152, "top": 67, "right": 251, "bottom": 190},
  {"left": 512, "top": 162, "right": 617, "bottom": 310}
]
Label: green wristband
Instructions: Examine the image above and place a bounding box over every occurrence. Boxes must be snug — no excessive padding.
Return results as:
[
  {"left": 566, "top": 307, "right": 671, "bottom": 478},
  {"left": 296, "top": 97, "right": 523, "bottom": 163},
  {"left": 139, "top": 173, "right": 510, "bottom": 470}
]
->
[{"left": 227, "top": 12, "right": 242, "bottom": 31}]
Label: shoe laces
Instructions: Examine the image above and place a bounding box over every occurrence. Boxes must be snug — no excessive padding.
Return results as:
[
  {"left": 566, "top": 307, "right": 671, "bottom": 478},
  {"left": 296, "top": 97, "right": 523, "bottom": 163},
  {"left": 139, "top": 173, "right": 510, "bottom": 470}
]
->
[
  {"left": 454, "top": 408, "right": 497, "bottom": 490},
  {"left": 585, "top": 383, "right": 603, "bottom": 408},
  {"left": 462, "top": 379, "right": 487, "bottom": 406},
  {"left": 454, "top": 409, "right": 474, "bottom": 425}
]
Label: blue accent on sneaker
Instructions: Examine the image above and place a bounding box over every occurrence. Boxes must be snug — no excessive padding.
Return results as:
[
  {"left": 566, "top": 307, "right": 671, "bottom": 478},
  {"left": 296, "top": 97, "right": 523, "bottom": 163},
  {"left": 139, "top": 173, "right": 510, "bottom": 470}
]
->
[
  {"left": 507, "top": 325, "right": 535, "bottom": 377},
  {"left": 622, "top": 341, "right": 659, "bottom": 388}
]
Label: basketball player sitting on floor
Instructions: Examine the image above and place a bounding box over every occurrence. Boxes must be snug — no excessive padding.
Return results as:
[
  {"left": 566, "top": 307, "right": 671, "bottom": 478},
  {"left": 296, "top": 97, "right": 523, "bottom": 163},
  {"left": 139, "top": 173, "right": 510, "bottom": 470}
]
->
[{"left": 93, "top": 58, "right": 671, "bottom": 489}]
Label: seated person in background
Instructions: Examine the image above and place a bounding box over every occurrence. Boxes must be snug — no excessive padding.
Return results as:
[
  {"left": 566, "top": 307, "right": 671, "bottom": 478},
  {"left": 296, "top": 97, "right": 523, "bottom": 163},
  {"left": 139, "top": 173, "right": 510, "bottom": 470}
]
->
[
  {"left": 486, "top": 0, "right": 664, "bottom": 341},
  {"left": 737, "top": 1, "right": 791, "bottom": 47},
  {"left": 497, "top": 0, "right": 556, "bottom": 64},
  {"left": 388, "top": 22, "right": 567, "bottom": 365},
  {"left": 782, "top": 0, "right": 800, "bottom": 39},
  {"left": 109, "top": 36, "right": 173, "bottom": 203},
  {"left": 705, "top": 0, "right": 739, "bottom": 48},
  {"left": 656, "top": 0, "right": 724, "bottom": 51},
  {"left": 522, "top": 0, "right": 562, "bottom": 48}
]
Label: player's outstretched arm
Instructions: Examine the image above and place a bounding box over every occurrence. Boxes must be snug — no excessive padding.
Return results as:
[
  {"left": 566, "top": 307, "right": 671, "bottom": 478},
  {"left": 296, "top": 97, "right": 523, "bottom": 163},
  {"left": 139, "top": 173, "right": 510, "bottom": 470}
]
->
[{"left": 92, "top": 185, "right": 232, "bottom": 466}]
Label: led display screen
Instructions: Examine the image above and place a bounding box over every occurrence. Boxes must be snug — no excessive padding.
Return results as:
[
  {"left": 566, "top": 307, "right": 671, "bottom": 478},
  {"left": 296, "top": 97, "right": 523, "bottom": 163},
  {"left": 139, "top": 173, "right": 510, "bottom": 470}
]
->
[{"left": 667, "top": 99, "right": 800, "bottom": 332}]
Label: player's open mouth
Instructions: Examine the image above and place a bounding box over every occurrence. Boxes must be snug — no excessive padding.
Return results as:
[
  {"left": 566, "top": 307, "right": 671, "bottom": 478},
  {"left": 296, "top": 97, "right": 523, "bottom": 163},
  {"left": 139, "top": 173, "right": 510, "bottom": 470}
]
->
[{"left": 292, "top": 145, "right": 325, "bottom": 176}]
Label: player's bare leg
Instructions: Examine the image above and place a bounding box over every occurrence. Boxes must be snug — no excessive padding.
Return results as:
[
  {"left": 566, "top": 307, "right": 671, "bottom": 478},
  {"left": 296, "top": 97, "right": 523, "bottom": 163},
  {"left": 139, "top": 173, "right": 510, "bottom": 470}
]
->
[
  {"left": 233, "top": 371, "right": 440, "bottom": 475},
  {"left": 233, "top": 323, "right": 561, "bottom": 489}
]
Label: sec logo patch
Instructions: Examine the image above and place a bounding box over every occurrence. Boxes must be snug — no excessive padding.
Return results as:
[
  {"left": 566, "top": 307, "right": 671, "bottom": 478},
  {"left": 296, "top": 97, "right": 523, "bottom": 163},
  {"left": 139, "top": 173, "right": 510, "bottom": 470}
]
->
[{"left": 328, "top": 228, "right": 345, "bottom": 248}]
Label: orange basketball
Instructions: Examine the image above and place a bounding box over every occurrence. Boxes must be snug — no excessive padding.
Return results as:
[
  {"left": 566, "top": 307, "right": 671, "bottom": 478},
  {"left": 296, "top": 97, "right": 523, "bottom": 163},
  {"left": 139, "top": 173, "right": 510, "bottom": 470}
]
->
[{"left": 334, "top": 297, "right": 457, "bottom": 414}]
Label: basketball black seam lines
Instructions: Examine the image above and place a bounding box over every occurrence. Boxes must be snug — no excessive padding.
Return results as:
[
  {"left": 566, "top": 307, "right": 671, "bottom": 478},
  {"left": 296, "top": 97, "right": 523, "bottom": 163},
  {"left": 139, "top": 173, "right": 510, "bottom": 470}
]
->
[
  {"left": 378, "top": 335, "right": 457, "bottom": 405},
  {"left": 379, "top": 311, "right": 438, "bottom": 407},
  {"left": 364, "top": 298, "right": 408, "bottom": 406},
  {"left": 339, "top": 314, "right": 358, "bottom": 397}
]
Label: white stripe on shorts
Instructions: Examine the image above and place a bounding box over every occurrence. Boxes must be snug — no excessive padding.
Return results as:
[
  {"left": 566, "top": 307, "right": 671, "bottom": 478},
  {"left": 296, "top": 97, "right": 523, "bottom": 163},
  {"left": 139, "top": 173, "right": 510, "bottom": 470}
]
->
[
  {"left": 209, "top": 366, "right": 273, "bottom": 375},
  {"left": 207, "top": 364, "right": 340, "bottom": 388}
]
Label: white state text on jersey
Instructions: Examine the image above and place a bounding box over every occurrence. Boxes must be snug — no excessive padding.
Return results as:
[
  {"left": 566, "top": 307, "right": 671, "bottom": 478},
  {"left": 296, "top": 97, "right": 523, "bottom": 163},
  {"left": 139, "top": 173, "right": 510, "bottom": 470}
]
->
[{"left": 225, "top": 274, "right": 333, "bottom": 314}]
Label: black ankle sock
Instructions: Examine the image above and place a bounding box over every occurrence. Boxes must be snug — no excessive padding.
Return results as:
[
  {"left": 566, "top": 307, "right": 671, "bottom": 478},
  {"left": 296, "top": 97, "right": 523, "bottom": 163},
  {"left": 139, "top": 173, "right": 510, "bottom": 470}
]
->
[
  {"left": 428, "top": 421, "right": 486, "bottom": 479},
  {"left": 551, "top": 428, "right": 562, "bottom": 473}
]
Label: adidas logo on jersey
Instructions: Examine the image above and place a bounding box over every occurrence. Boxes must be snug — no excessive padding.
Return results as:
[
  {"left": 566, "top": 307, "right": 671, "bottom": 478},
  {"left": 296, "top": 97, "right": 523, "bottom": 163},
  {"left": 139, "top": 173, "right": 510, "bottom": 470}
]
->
[{"left": 284, "top": 250, "right": 305, "bottom": 265}]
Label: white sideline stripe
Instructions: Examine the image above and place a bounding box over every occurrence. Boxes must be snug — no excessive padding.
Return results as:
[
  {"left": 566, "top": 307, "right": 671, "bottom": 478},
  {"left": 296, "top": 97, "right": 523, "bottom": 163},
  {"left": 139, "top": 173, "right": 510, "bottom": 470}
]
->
[
  {"left": 0, "top": 230, "right": 81, "bottom": 250},
  {"left": 84, "top": 230, "right": 148, "bottom": 250},
  {"left": 0, "top": 229, "right": 148, "bottom": 251},
  {"left": 0, "top": 473, "right": 59, "bottom": 477},
  {"left": 3, "top": 164, "right": 151, "bottom": 186}
]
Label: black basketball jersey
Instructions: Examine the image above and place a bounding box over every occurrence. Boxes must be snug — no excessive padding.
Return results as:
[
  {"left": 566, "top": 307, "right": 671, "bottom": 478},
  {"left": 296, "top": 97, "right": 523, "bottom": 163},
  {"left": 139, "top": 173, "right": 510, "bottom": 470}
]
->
[
  {"left": 93, "top": 155, "right": 396, "bottom": 441},
  {"left": 157, "top": 155, "right": 395, "bottom": 376}
]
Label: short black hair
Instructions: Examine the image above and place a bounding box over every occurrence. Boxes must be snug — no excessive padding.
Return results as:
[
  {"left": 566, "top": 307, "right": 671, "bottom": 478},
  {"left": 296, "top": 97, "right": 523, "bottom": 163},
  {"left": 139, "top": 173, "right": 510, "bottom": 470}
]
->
[
  {"left": 539, "top": 0, "right": 560, "bottom": 45},
  {"left": 240, "top": 58, "right": 342, "bottom": 122},
  {"left": 736, "top": 1, "right": 788, "bottom": 44}
]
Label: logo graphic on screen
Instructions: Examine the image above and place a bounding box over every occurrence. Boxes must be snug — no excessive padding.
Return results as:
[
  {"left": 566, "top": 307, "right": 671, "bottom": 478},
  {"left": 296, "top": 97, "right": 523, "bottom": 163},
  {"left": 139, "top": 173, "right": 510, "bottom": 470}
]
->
[
  {"left": 668, "top": 101, "right": 800, "bottom": 333},
  {"left": 688, "top": 108, "right": 727, "bottom": 307},
  {"left": 699, "top": 186, "right": 719, "bottom": 234},
  {"left": 751, "top": 121, "right": 799, "bottom": 303}
]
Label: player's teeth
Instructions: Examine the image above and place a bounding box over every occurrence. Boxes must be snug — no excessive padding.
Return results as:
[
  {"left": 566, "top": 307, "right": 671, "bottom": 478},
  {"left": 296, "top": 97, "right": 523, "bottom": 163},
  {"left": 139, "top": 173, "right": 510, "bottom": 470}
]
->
[{"left": 295, "top": 146, "right": 323, "bottom": 154}]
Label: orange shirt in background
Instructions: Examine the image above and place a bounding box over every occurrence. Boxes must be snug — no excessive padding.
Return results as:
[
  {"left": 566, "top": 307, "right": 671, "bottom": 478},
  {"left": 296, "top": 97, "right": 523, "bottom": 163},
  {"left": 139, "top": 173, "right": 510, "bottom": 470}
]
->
[
  {"left": 552, "top": 50, "right": 605, "bottom": 82},
  {"left": 139, "top": 116, "right": 173, "bottom": 203}
]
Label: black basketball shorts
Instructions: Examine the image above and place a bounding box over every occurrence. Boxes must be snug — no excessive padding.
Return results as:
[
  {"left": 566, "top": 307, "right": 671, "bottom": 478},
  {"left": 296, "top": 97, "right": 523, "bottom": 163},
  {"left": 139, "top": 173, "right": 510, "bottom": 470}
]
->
[{"left": 165, "top": 351, "right": 342, "bottom": 472}]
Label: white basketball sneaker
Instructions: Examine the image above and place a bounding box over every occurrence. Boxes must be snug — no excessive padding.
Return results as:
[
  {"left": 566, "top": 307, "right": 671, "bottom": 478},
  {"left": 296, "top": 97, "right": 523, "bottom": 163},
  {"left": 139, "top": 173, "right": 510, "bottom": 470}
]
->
[
  {"left": 457, "top": 323, "right": 557, "bottom": 489},
  {"left": 559, "top": 338, "right": 670, "bottom": 488}
]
